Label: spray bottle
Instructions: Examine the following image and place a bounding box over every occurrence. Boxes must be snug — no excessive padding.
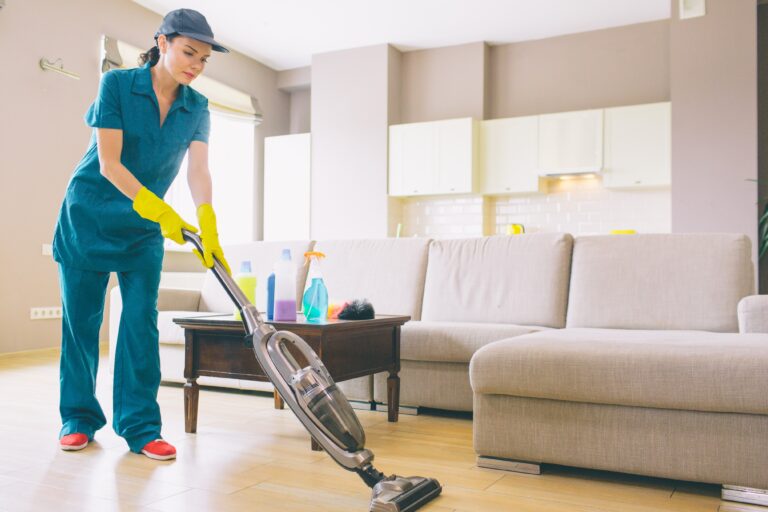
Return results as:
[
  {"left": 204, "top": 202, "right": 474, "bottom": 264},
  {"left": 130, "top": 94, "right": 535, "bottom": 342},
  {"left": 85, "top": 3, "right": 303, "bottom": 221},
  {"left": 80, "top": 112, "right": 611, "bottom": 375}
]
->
[
  {"left": 234, "top": 261, "right": 256, "bottom": 321},
  {"left": 302, "top": 251, "right": 328, "bottom": 323},
  {"left": 273, "top": 249, "right": 297, "bottom": 321}
]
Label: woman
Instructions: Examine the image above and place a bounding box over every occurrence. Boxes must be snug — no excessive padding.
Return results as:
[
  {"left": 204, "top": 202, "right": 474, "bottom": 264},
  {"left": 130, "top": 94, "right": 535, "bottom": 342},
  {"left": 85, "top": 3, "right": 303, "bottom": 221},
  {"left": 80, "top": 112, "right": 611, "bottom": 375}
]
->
[{"left": 52, "top": 8, "right": 231, "bottom": 460}]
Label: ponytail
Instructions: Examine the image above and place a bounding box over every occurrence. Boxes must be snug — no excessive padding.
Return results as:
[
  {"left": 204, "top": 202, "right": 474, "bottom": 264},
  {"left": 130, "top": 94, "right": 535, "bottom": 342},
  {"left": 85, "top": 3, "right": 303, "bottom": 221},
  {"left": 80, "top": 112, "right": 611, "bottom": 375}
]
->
[
  {"left": 138, "top": 34, "right": 177, "bottom": 66},
  {"left": 138, "top": 46, "right": 159, "bottom": 66}
]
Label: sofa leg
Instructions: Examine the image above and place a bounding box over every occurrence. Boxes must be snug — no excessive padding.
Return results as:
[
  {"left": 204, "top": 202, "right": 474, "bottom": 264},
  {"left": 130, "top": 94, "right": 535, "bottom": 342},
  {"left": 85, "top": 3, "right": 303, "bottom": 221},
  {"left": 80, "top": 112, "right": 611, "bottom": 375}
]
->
[
  {"left": 722, "top": 485, "right": 768, "bottom": 508},
  {"left": 477, "top": 456, "right": 541, "bottom": 474}
]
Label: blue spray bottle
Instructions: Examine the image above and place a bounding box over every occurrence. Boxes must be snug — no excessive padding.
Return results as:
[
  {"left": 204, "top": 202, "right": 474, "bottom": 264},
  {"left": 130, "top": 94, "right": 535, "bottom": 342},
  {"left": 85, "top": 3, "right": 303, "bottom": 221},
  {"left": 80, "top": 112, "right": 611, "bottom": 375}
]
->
[
  {"left": 302, "top": 251, "right": 328, "bottom": 323},
  {"left": 266, "top": 271, "right": 275, "bottom": 321}
]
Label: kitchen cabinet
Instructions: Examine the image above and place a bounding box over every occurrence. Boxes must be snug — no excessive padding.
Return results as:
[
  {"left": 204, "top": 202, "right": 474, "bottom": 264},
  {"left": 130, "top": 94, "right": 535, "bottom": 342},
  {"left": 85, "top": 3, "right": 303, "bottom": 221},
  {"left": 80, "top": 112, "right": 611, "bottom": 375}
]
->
[
  {"left": 602, "top": 102, "right": 671, "bottom": 188},
  {"left": 263, "top": 133, "right": 311, "bottom": 241},
  {"left": 538, "top": 109, "right": 603, "bottom": 175},
  {"left": 479, "top": 115, "right": 539, "bottom": 194},
  {"left": 389, "top": 118, "right": 477, "bottom": 196}
]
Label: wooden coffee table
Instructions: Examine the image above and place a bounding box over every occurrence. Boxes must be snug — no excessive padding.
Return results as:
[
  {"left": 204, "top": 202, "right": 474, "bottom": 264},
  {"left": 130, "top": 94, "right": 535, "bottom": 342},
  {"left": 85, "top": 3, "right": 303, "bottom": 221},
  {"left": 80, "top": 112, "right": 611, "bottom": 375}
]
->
[{"left": 174, "top": 313, "right": 409, "bottom": 447}]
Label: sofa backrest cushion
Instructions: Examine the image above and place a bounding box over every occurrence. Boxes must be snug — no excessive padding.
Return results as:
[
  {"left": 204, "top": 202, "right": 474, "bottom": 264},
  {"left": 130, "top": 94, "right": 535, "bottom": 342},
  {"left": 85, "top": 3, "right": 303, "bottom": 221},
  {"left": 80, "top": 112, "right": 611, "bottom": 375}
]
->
[
  {"left": 566, "top": 234, "right": 754, "bottom": 332},
  {"left": 312, "top": 238, "right": 432, "bottom": 320},
  {"left": 420, "top": 234, "right": 574, "bottom": 327},
  {"left": 199, "top": 240, "right": 314, "bottom": 313}
]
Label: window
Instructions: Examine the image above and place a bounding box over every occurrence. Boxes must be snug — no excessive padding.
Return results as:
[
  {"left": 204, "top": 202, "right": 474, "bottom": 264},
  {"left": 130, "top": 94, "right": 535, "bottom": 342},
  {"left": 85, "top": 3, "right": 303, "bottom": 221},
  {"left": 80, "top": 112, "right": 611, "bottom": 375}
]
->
[
  {"left": 100, "top": 36, "right": 261, "bottom": 244},
  {"left": 165, "top": 113, "right": 255, "bottom": 244}
]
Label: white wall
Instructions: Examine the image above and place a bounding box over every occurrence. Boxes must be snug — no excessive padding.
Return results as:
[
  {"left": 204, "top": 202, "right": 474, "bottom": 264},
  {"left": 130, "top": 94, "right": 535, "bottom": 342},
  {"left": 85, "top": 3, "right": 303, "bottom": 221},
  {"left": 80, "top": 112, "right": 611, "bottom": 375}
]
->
[{"left": 310, "top": 44, "right": 399, "bottom": 239}]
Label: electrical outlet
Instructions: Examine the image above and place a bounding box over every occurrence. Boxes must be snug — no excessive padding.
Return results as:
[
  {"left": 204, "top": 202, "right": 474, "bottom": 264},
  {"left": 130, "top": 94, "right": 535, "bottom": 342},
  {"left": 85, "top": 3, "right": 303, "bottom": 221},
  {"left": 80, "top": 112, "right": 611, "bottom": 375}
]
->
[{"left": 30, "top": 307, "right": 63, "bottom": 320}]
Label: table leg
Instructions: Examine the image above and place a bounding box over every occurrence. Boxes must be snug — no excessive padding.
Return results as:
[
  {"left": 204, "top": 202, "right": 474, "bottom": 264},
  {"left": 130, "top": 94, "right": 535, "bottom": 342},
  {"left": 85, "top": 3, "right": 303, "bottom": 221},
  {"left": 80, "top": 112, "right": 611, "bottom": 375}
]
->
[
  {"left": 387, "top": 371, "right": 400, "bottom": 422},
  {"left": 274, "top": 390, "right": 284, "bottom": 409},
  {"left": 184, "top": 378, "right": 199, "bottom": 433}
]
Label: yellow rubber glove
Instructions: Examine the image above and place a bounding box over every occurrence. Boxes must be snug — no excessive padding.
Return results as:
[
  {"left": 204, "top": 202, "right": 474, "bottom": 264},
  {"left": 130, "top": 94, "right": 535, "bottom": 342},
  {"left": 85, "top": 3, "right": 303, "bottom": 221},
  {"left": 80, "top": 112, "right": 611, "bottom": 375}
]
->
[
  {"left": 132, "top": 186, "right": 197, "bottom": 245},
  {"left": 195, "top": 203, "right": 231, "bottom": 275}
]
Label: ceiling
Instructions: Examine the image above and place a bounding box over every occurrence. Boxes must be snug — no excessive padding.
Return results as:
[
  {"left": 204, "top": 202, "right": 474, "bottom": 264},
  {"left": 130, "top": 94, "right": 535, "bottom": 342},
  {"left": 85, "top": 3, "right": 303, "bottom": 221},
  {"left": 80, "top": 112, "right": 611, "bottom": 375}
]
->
[{"left": 133, "top": 0, "right": 671, "bottom": 71}]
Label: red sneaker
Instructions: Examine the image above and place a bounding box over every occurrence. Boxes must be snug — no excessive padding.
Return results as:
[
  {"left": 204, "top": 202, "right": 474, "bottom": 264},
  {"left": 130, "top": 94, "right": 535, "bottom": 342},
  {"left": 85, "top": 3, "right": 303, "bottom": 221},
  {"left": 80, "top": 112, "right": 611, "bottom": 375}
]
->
[
  {"left": 141, "top": 439, "right": 176, "bottom": 460},
  {"left": 60, "top": 433, "right": 89, "bottom": 451}
]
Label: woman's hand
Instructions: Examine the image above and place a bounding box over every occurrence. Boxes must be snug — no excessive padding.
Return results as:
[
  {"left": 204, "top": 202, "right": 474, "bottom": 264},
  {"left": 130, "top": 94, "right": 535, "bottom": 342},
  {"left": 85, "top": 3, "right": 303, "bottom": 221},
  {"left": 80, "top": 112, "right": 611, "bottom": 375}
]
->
[
  {"left": 132, "top": 186, "right": 197, "bottom": 244},
  {"left": 195, "top": 204, "right": 231, "bottom": 274}
]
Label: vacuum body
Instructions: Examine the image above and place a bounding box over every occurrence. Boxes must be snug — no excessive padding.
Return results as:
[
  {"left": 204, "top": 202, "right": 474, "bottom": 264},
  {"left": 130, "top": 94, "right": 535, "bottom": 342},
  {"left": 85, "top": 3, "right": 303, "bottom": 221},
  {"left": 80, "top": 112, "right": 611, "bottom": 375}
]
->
[{"left": 182, "top": 231, "right": 442, "bottom": 512}]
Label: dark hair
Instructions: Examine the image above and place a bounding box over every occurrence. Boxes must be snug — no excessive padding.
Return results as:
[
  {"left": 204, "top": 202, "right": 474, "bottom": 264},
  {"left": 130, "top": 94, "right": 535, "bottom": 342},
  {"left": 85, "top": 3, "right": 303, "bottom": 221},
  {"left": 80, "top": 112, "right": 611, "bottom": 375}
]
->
[{"left": 138, "top": 34, "right": 177, "bottom": 66}]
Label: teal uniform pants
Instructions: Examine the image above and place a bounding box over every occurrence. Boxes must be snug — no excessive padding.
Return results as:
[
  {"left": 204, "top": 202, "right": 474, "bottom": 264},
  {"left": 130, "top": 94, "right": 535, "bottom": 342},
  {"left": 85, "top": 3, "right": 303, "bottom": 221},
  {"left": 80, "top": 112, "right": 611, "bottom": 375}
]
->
[{"left": 58, "top": 262, "right": 163, "bottom": 453}]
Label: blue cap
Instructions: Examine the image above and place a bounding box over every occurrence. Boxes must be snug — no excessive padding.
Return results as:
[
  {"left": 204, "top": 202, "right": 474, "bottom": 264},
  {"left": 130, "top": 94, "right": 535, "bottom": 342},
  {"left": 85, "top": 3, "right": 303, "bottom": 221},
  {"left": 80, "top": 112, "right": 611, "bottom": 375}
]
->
[
  {"left": 239, "top": 261, "right": 252, "bottom": 273},
  {"left": 155, "top": 9, "right": 229, "bottom": 53}
]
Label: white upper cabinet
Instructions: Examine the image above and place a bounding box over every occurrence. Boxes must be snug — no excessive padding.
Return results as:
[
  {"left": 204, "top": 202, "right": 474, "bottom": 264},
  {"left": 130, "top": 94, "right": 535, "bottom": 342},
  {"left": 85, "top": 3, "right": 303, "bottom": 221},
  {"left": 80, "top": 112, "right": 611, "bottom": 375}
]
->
[
  {"left": 480, "top": 116, "right": 539, "bottom": 194},
  {"left": 538, "top": 109, "right": 603, "bottom": 175},
  {"left": 602, "top": 102, "right": 671, "bottom": 189},
  {"left": 389, "top": 118, "right": 477, "bottom": 197},
  {"left": 435, "top": 118, "right": 477, "bottom": 194},
  {"left": 388, "top": 121, "right": 437, "bottom": 196}
]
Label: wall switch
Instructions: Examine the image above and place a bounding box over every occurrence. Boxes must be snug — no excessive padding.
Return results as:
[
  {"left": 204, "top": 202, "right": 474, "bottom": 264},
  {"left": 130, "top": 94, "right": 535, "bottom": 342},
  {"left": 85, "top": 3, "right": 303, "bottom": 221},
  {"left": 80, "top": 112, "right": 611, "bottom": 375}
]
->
[
  {"left": 30, "top": 307, "right": 63, "bottom": 320},
  {"left": 679, "top": 0, "right": 705, "bottom": 19},
  {"left": 42, "top": 244, "right": 53, "bottom": 256}
]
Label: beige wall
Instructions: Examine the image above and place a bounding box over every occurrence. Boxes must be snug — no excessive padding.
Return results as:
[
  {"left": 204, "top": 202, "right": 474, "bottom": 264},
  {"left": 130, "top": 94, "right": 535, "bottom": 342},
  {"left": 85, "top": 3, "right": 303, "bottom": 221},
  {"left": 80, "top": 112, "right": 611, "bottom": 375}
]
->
[
  {"left": 489, "top": 20, "right": 670, "bottom": 118},
  {"left": 670, "top": 0, "right": 758, "bottom": 259},
  {"left": 287, "top": 21, "right": 670, "bottom": 128},
  {"left": 310, "top": 44, "right": 400, "bottom": 239},
  {"left": 289, "top": 89, "right": 311, "bottom": 134},
  {"left": 400, "top": 42, "right": 489, "bottom": 123},
  {"left": 0, "top": 0, "right": 288, "bottom": 354}
]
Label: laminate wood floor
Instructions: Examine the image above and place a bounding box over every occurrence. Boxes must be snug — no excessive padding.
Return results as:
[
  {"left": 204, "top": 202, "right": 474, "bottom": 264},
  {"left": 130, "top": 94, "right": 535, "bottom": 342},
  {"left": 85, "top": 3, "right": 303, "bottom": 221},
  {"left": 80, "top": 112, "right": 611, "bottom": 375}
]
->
[{"left": 0, "top": 347, "right": 747, "bottom": 512}]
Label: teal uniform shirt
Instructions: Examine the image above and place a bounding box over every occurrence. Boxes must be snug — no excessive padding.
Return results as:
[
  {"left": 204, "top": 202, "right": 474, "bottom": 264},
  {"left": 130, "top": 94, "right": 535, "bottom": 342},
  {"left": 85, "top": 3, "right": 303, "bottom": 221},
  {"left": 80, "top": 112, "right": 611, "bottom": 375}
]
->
[{"left": 53, "top": 63, "right": 210, "bottom": 271}]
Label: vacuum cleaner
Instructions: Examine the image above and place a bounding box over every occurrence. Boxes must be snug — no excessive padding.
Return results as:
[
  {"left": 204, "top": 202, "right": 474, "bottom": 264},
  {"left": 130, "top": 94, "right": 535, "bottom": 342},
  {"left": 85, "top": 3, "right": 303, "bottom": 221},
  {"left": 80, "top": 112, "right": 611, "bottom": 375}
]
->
[{"left": 183, "top": 230, "right": 442, "bottom": 512}]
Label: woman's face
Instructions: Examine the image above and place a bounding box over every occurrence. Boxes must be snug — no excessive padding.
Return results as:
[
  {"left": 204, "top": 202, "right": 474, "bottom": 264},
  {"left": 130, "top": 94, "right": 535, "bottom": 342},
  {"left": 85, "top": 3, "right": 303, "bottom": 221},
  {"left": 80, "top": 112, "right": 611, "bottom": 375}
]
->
[{"left": 157, "top": 35, "right": 212, "bottom": 85}]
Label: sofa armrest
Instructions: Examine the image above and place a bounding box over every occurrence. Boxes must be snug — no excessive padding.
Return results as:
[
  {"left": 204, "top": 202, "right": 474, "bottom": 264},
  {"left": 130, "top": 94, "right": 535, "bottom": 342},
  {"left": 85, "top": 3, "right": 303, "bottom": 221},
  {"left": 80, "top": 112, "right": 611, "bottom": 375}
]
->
[
  {"left": 738, "top": 295, "right": 768, "bottom": 333},
  {"left": 157, "top": 288, "right": 202, "bottom": 312}
]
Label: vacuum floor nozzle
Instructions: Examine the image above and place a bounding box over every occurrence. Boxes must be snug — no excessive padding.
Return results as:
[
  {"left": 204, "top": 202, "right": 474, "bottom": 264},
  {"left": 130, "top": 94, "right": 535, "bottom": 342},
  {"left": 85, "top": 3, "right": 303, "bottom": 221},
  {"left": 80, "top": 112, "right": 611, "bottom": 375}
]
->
[{"left": 370, "top": 476, "right": 442, "bottom": 512}]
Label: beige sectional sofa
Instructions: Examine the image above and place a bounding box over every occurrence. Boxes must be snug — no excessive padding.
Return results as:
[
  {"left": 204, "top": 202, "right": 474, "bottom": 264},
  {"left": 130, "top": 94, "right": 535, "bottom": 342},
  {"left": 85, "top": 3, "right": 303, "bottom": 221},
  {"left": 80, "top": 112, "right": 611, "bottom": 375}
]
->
[
  {"left": 470, "top": 233, "right": 768, "bottom": 496},
  {"left": 109, "top": 232, "right": 768, "bottom": 499}
]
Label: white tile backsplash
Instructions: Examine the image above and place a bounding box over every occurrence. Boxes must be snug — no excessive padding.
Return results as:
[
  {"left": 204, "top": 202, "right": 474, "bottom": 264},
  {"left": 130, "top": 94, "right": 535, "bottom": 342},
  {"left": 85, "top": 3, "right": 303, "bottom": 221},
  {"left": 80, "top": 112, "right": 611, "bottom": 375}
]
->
[{"left": 394, "top": 177, "right": 671, "bottom": 238}]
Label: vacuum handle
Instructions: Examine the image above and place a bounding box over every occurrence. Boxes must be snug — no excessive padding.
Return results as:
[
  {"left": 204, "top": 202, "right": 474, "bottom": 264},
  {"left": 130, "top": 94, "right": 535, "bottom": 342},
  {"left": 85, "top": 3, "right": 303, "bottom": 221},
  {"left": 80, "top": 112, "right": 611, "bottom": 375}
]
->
[{"left": 181, "top": 228, "right": 265, "bottom": 336}]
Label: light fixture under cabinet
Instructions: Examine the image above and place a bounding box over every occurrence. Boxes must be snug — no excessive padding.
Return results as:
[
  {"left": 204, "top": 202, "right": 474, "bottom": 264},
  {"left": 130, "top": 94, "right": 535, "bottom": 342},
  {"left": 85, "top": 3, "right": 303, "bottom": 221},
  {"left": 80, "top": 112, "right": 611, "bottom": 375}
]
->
[{"left": 544, "top": 172, "right": 599, "bottom": 181}]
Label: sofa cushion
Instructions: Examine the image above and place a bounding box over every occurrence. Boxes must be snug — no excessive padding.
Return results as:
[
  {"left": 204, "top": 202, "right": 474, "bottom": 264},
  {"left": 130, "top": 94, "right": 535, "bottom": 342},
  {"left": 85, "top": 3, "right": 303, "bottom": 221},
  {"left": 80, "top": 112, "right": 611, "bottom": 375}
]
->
[
  {"left": 566, "top": 234, "right": 754, "bottom": 332},
  {"left": 470, "top": 328, "right": 768, "bottom": 415},
  {"left": 199, "top": 241, "right": 314, "bottom": 313},
  {"left": 420, "top": 234, "right": 573, "bottom": 327},
  {"left": 157, "top": 288, "right": 201, "bottom": 312},
  {"left": 400, "top": 321, "right": 543, "bottom": 363},
  {"left": 313, "top": 238, "right": 431, "bottom": 319}
]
